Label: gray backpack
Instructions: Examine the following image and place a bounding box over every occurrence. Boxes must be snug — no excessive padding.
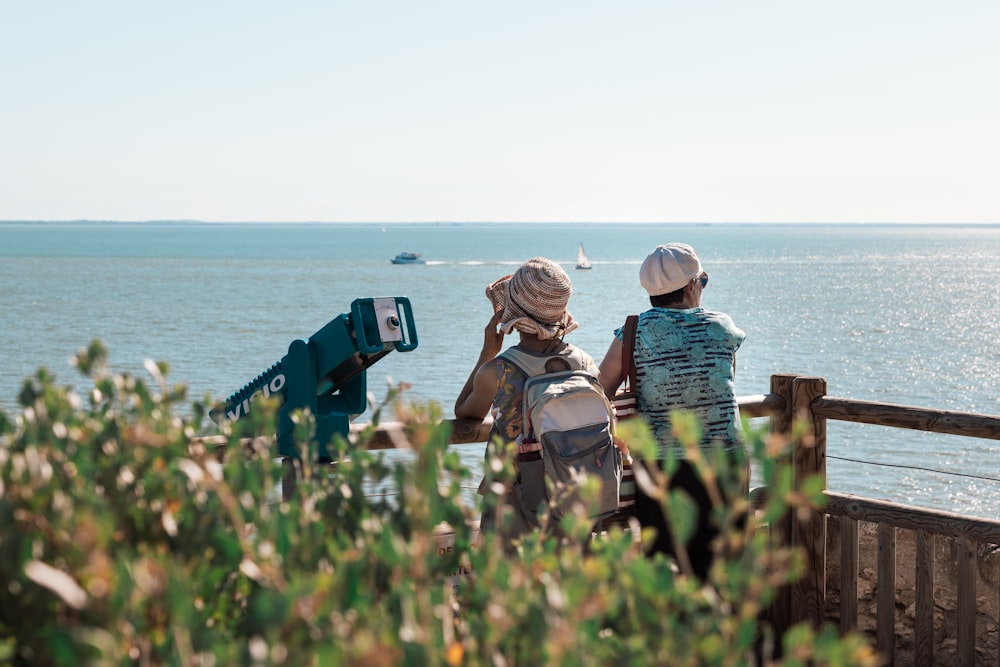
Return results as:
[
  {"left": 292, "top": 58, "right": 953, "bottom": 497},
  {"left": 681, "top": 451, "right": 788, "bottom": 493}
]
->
[{"left": 500, "top": 348, "right": 623, "bottom": 526}]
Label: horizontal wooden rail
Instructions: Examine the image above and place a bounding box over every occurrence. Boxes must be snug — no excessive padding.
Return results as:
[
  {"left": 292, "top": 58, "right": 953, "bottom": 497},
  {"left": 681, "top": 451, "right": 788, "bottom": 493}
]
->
[
  {"left": 203, "top": 393, "right": 787, "bottom": 452},
  {"left": 431, "top": 393, "right": 785, "bottom": 447},
  {"left": 349, "top": 418, "right": 493, "bottom": 449},
  {"left": 812, "top": 396, "right": 1000, "bottom": 441},
  {"left": 822, "top": 491, "right": 1000, "bottom": 543},
  {"left": 736, "top": 392, "right": 787, "bottom": 418}
]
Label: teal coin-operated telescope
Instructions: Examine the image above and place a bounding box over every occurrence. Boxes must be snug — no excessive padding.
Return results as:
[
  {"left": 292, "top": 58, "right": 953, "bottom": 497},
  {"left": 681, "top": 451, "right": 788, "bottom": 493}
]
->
[{"left": 210, "top": 297, "right": 418, "bottom": 461}]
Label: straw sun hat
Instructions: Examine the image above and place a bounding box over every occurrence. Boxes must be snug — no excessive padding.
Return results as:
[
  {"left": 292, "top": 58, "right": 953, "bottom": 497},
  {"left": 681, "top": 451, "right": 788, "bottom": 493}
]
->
[{"left": 497, "top": 257, "right": 578, "bottom": 340}]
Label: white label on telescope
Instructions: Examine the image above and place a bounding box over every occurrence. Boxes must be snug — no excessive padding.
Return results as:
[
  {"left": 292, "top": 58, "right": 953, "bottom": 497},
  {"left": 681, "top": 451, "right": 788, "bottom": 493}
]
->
[
  {"left": 373, "top": 297, "right": 404, "bottom": 343},
  {"left": 225, "top": 373, "right": 287, "bottom": 421}
]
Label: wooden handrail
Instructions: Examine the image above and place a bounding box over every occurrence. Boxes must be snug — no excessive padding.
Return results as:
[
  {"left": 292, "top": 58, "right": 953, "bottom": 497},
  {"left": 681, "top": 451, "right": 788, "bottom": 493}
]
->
[
  {"left": 203, "top": 393, "right": 788, "bottom": 452},
  {"left": 344, "top": 418, "right": 494, "bottom": 449},
  {"left": 803, "top": 392, "right": 1000, "bottom": 667},
  {"left": 822, "top": 491, "right": 1000, "bottom": 542},
  {"left": 736, "top": 392, "right": 787, "bottom": 418},
  {"left": 431, "top": 393, "right": 786, "bottom": 446},
  {"left": 812, "top": 396, "right": 1000, "bottom": 440}
]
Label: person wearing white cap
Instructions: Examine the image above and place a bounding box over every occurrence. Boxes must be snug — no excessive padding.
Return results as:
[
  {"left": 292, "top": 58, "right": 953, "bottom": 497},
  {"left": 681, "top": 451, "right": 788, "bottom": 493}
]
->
[
  {"left": 598, "top": 242, "right": 746, "bottom": 580},
  {"left": 455, "top": 257, "right": 599, "bottom": 541}
]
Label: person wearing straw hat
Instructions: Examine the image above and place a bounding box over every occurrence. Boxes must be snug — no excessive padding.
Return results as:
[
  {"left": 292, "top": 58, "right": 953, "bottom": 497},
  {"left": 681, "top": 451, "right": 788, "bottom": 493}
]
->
[
  {"left": 455, "top": 257, "right": 599, "bottom": 541},
  {"left": 598, "top": 243, "right": 747, "bottom": 581}
]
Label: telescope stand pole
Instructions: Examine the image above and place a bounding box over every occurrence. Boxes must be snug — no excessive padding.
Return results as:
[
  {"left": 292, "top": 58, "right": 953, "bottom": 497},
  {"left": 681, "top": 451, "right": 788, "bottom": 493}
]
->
[{"left": 281, "top": 457, "right": 300, "bottom": 502}]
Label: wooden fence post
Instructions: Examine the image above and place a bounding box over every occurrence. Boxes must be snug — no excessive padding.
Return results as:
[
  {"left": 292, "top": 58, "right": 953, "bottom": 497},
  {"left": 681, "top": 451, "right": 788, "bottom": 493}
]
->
[
  {"left": 791, "top": 376, "right": 828, "bottom": 628},
  {"left": 768, "top": 373, "right": 798, "bottom": 643}
]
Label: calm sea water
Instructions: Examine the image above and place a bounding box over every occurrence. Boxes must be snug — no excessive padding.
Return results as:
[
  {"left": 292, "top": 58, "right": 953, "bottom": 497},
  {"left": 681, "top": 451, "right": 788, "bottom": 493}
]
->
[{"left": 2, "top": 222, "right": 999, "bottom": 518}]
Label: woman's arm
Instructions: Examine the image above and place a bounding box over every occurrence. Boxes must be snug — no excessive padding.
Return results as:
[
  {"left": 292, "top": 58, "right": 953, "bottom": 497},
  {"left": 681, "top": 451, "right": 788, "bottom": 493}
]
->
[
  {"left": 597, "top": 337, "right": 624, "bottom": 399},
  {"left": 454, "top": 361, "right": 501, "bottom": 420},
  {"left": 454, "top": 311, "right": 505, "bottom": 419}
]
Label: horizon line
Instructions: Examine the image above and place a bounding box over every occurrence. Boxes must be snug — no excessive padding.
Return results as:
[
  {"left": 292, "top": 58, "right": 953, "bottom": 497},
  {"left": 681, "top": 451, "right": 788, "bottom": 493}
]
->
[{"left": 3, "top": 219, "right": 999, "bottom": 226}]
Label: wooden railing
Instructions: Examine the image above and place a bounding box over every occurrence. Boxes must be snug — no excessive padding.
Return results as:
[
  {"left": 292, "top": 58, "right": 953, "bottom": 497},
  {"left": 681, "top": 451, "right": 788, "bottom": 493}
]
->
[
  {"left": 822, "top": 493, "right": 1000, "bottom": 666},
  {"left": 341, "top": 373, "right": 1000, "bottom": 664},
  {"left": 763, "top": 374, "right": 1000, "bottom": 666}
]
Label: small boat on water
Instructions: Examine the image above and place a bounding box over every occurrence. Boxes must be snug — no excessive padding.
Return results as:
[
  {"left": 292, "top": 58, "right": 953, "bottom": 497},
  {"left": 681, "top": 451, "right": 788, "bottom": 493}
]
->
[
  {"left": 575, "top": 243, "right": 592, "bottom": 270},
  {"left": 391, "top": 251, "right": 425, "bottom": 265}
]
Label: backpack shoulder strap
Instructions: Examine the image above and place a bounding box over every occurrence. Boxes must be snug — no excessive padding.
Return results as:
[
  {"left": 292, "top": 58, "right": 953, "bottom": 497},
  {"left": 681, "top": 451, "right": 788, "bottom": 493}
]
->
[
  {"left": 499, "top": 346, "right": 590, "bottom": 378},
  {"left": 497, "top": 347, "right": 550, "bottom": 378},
  {"left": 499, "top": 347, "right": 591, "bottom": 443},
  {"left": 621, "top": 315, "right": 638, "bottom": 391},
  {"left": 497, "top": 348, "right": 547, "bottom": 443}
]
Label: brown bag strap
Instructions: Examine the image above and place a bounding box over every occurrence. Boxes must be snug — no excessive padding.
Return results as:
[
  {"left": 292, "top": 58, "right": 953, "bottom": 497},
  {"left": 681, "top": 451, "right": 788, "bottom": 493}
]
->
[{"left": 620, "top": 315, "right": 638, "bottom": 391}]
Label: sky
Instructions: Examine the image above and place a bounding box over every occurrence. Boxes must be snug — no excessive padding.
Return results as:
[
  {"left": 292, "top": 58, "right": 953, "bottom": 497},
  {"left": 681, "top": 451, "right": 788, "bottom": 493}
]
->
[{"left": 2, "top": 1, "right": 998, "bottom": 224}]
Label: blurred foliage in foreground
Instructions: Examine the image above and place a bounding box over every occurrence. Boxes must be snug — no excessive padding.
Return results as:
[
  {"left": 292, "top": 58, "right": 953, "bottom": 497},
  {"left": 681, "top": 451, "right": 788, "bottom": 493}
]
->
[{"left": 0, "top": 341, "right": 878, "bottom": 666}]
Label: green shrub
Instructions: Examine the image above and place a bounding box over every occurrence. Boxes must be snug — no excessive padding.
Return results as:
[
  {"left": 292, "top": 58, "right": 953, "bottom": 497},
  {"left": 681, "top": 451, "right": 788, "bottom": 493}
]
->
[{"left": 0, "top": 341, "right": 877, "bottom": 666}]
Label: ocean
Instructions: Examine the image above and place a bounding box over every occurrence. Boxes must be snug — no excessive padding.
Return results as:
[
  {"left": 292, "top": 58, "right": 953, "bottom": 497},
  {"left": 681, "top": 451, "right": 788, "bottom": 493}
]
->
[{"left": 2, "top": 222, "right": 999, "bottom": 518}]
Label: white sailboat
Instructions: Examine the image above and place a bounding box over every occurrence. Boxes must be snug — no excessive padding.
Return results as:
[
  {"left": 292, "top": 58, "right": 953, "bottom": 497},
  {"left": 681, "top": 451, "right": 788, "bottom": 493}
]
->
[{"left": 575, "top": 243, "right": 592, "bottom": 270}]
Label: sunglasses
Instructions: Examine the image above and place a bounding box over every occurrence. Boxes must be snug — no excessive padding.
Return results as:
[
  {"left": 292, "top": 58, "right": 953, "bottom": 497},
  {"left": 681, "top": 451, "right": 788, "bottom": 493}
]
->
[{"left": 694, "top": 273, "right": 709, "bottom": 288}]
